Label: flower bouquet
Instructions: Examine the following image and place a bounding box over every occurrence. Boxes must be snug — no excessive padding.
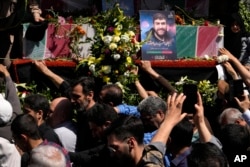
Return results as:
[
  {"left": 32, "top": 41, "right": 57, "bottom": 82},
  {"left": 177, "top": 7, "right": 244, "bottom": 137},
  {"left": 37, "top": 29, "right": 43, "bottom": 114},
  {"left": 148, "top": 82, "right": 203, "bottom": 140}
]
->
[{"left": 76, "top": 3, "right": 142, "bottom": 86}]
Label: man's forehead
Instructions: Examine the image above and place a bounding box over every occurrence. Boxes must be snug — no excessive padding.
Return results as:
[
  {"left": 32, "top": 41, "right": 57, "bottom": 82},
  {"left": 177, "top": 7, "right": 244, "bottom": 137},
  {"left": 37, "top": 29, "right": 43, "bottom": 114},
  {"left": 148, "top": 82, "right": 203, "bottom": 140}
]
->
[{"left": 154, "top": 19, "right": 167, "bottom": 23}]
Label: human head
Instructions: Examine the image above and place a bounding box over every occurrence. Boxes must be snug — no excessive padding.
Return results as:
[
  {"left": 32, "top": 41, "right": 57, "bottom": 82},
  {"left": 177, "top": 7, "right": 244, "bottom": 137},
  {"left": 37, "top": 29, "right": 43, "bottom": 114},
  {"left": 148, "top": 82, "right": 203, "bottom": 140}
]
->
[
  {"left": 105, "top": 114, "right": 144, "bottom": 166},
  {"left": 152, "top": 12, "right": 168, "bottom": 38},
  {"left": 219, "top": 124, "right": 250, "bottom": 155},
  {"left": 29, "top": 145, "right": 67, "bottom": 167},
  {"left": 137, "top": 96, "right": 167, "bottom": 131},
  {"left": 167, "top": 118, "right": 193, "bottom": 153},
  {"left": 187, "top": 142, "right": 229, "bottom": 167},
  {"left": 87, "top": 103, "right": 118, "bottom": 139},
  {"left": 99, "top": 84, "right": 123, "bottom": 106},
  {"left": 0, "top": 94, "right": 13, "bottom": 126},
  {"left": 218, "top": 107, "right": 247, "bottom": 127},
  {"left": 48, "top": 97, "right": 73, "bottom": 128},
  {"left": 23, "top": 94, "right": 50, "bottom": 125},
  {"left": 70, "top": 77, "right": 96, "bottom": 111},
  {"left": 11, "top": 114, "right": 42, "bottom": 152}
]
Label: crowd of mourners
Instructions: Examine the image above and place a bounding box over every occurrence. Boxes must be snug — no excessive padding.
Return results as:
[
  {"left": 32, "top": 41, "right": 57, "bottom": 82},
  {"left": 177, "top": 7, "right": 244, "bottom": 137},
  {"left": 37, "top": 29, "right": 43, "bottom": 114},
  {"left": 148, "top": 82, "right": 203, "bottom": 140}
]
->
[{"left": 0, "top": 47, "right": 250, "bottom": 167}]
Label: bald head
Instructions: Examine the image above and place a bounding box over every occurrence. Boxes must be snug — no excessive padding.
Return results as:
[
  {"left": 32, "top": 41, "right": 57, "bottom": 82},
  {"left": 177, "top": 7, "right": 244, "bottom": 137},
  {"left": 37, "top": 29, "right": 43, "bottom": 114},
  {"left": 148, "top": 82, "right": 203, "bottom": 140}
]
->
[{"left": 48, "top": 97, "right": 73, "bottom": 128}]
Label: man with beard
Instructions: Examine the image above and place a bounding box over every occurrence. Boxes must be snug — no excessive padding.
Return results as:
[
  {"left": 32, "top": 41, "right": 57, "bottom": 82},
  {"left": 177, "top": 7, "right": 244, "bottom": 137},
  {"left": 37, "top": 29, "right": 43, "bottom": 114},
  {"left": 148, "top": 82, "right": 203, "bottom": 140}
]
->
[
  {"left": 34, "top": 60, "right": 98, "bottom": 151},
  {"left": 145, "top": 12, "right": 174, "bottom": 44}
]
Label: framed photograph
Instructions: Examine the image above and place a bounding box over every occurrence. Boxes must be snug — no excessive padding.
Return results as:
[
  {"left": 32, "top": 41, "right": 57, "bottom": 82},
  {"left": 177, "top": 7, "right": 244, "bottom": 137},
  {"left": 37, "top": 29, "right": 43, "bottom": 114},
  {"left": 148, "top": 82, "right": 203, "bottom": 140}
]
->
[
  {"left": 140, "top": 10, "right": 177, "bottom": 60},
  {"left": 102, "top": 0, "right": 135, "bottom": 16}
]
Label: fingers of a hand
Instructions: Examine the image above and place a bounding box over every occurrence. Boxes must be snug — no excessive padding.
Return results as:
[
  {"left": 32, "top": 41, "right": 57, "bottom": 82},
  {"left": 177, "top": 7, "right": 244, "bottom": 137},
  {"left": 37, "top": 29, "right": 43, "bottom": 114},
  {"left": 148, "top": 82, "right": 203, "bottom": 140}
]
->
[
  {"left": 197, "top": 92, "right": 203, "bottom": 105},
  {"left": 176, "top": 93, "right": 185, "bottom": 103}
]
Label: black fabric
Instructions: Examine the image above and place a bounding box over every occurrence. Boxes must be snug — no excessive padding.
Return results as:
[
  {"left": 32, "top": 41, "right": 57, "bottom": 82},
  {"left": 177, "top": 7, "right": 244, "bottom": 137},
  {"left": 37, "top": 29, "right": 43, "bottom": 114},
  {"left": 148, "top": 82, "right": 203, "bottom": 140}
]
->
[
  {"left": 0, "top": 118, "right": 6, "bottom": 126},
  {"left": 38, "top": 122, "right": 62, "bottom": 146},
  {"left": 0, "top": 0, "right": 27, "bottom": 31},
  {"left": 70, "top": 143, "right": 119, "bottom": 167},
  {"left": 25, "top": 21, "right": 48, "bottom": 42},
  {"left": 75, "top": 110, "right": 99, "bottom": 152}
]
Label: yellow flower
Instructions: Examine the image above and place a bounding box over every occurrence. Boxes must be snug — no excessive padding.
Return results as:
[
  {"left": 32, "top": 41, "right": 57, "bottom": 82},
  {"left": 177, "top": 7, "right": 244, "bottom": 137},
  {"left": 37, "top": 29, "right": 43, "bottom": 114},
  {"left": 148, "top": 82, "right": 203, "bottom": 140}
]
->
[
  {"left": 127, "top": 31, "right": 135, "bottom": 37},
  {"left": 116, "top": 24, "right": 123, "bottom": 31},
  {"left": 126, "top": 57, "right": 132, "bottom": 64},
  {"left": 114, "top": 28, "right": 121, "bottom": 36},
  {"left": 114, "top": 70, "right": 119, "bottom": 74},
  {"left": 109, "top": 43, "right": 118, "bottom": 50},
  {"left": 87, "top": 56, "right": 96, "bottom": 66},
  {"left": 103, "top": 76, "right": 111, "bottom": 83},
  {"left": 112, "top": 35, "right": 121, "bottom": 43},
  {"left": 96, "top": 57, "right": 104, "bottom": 63},
  {"left": 102, "top": 65, "right": 112, "bottom": 74}
]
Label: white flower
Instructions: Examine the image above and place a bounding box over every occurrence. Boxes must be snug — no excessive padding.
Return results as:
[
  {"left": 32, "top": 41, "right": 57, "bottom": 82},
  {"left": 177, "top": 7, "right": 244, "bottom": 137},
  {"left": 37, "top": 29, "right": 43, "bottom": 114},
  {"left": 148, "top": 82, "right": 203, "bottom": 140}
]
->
[
  {"left": 89, "top": 64, "right": 95, "bottom": 73},
  {"left": 124, "top": 71, "right": 130, "bottom": 77},
  {"left": 21, "top": 92, "right": 27, "bottom": 98},
  {"left": 217, "top": 54, "right": 229, "bottom": 63},
  {"left": 112, "top": 54, "right": 121, "bottom": 61},
  {"left": 115, "top": 82, "right": 125, "bottom": 93},
  {"left": 102, "top": 65, "right": 112, "bottom": 74},
  {"left": 112, "top": 35, "right": 120, "bottom": 42},
  {"left": 109, "top": 43, "right": 117, "bottom": 50},
  {"left": 103, "top": 35, "right": 113, "bottom": 44},
  {"left": 121, "top": 34, "right": 130, "bottom": 43},
  {"left": 175, "top": 76, "right": 187, "bottom": 85},
  {"left": 203, "top": 54, "right": 210, "bottom": 60},
  {"left": 135, "top": 42, "right": 141, "bottom": 52}
]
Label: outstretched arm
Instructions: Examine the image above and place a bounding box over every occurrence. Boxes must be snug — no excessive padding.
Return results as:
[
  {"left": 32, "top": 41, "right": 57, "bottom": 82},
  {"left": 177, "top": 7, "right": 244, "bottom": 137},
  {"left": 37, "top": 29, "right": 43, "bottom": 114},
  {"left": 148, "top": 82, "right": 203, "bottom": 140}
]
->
[
  {"left": 219, "top": 48, "right": 250, "bottom": 86},
  {"left": 0, "top": 64, "right": 22, "bottom": 115},
  {"left": 34, "top": 60, "right": 64, "bottom": 89},
  {"left": 130, "top": 66, "right": 149, "bottom": 99},
  {"left": 193, "top": 92, "right": 212, "bottom": 143},
  {"left": 140, "top": 61, "right": 176, "bottom": 94}
]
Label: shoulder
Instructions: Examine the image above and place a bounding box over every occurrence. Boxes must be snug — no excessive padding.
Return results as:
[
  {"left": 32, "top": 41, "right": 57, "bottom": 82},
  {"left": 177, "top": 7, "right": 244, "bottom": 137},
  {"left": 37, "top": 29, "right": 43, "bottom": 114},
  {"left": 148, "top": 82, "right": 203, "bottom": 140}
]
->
[{"left": 138, "top": 142, "right": 165, "bottom": 167}]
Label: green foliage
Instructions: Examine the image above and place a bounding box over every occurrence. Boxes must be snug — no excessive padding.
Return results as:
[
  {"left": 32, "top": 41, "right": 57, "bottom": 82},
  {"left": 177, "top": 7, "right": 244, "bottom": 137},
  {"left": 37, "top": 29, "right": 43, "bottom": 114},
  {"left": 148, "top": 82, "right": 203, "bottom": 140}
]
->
[
  {"left": 16, "top": 81, "right": 61, "bottom": 104},
  {"left": 174, "top": 76, "right": 218, "bottom": 106},
  {"left": 239, "top": 0, "right": 250, "bottom": 33}
]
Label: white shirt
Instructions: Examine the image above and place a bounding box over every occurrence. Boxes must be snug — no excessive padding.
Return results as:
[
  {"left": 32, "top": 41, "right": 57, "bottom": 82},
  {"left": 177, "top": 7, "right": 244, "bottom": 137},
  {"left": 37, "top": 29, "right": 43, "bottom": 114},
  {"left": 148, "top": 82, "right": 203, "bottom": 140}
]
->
[{"left": 54, "top": 121, "right": 77, "bottom": 152}]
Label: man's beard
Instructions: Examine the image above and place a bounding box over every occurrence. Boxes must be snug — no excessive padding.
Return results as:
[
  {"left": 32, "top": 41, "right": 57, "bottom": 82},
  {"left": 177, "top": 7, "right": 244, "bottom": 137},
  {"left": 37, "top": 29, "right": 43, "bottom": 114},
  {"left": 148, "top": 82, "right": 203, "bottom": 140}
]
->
[{"left": 155, "top": 29, "right": 167, "bottom": 39}]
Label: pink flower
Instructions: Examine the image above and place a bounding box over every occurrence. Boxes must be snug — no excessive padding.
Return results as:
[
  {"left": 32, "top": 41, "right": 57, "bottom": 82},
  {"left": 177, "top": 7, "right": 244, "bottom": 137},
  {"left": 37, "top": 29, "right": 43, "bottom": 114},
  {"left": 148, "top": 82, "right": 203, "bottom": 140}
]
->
[
  {"left": 58, "top": 16, "right": 66, "bottom": 24},
  {"left": 107, "top": 27, "right": 114, "bottom": 33}
]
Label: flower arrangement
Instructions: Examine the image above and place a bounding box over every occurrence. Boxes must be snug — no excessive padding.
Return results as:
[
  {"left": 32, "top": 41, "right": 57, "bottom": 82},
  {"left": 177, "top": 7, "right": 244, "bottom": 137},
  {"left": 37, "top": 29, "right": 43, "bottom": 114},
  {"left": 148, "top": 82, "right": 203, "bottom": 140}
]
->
[
  {"left": 174, "top": 76, "right": 218, "bottom": 106},
  {"left": 76, "top": 3, "right": 142, "bottom": 86}
]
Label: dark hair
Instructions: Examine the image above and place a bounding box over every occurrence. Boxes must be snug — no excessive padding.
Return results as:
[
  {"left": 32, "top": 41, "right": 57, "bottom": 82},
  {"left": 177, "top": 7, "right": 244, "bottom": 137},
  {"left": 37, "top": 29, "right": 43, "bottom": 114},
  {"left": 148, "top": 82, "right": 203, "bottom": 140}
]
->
[
  {"left": 105, "top": 114, "right": 144, "bottom": 145},
  {"left": 169, "top": 118, "right": 193, "bottom": 148},
  {"left": 86, "top": 103, "right": 118, "bottom": 126},
  {"left": 11, "top": 114, "right": 41, "bottom": 140},
  {"left": 100, "top": 84, "right": 123, "bottom": 106},
  {"left": 71, "top": 76, "right": 96, "bottom": 94},
  {"left": 188, "top": 142, "right": 228, "bottom": 167},
  {"left": 24, "top": 94, "right": 50, "bottom": 120},
  {"left": 219, "top": 124, "right": 250, "bottom": 154},
  {"left": 153, "top": 13, "right": 167, "bottom": 22}
]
